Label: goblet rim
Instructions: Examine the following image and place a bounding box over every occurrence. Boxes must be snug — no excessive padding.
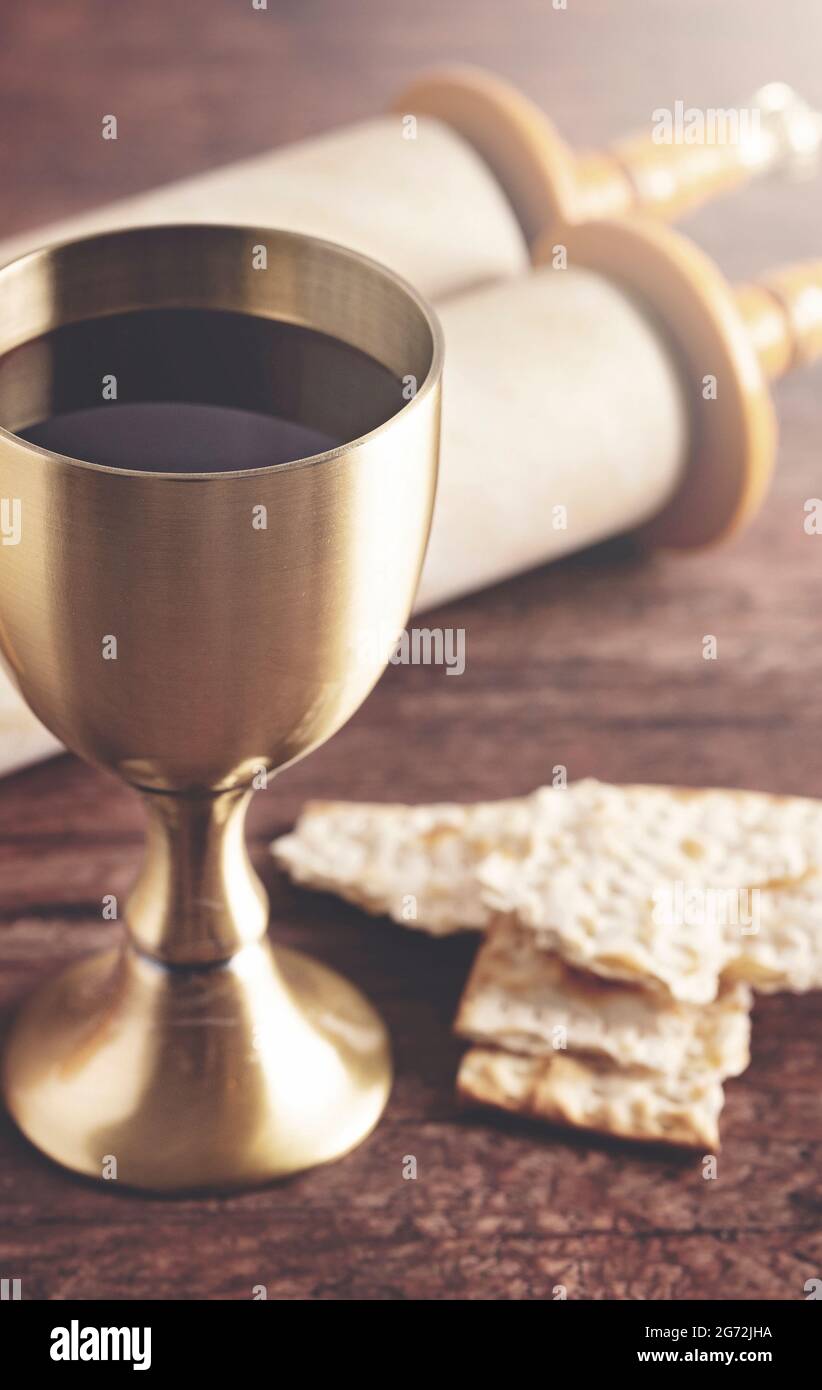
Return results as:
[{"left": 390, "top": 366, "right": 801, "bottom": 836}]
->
[{"left": 0, "top": 221, "right": 444, "bottom": 482}]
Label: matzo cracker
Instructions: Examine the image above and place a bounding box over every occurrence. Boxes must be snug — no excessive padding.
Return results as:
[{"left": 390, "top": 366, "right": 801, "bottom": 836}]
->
[
  {"left": 457, "top": 1047, "right": 730, "bottom": 1149},
  {"left": 455, "top": 914, "right": 752, "bottom": 1074},
  {"left": 274, "top": 781, "right": 822, "bottom": 998},
  {"left": 721, "top": 870, "right": 822, "bottom": 994},
  {"left": 272, "top": 793, "right": 552, "bottom": 934},
  {"left": 479, "top": 782, "right": 822, "bottom": 1002}
]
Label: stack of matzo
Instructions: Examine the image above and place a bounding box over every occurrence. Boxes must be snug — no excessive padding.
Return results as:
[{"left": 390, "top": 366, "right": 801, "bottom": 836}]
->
[{"left": 273, "top": 780, "right": 822, "bottom": 1149}]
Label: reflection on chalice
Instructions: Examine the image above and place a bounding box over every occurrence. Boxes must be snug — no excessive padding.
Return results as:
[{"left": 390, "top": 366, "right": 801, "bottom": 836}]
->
[{"left": 0, "top": 224, "right": 442, "bottom": 1190}]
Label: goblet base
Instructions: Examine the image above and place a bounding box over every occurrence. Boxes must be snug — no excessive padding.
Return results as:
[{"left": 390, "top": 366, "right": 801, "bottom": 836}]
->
[{"left": 2, "top": 937, "right": 392, "bottom": 1192}]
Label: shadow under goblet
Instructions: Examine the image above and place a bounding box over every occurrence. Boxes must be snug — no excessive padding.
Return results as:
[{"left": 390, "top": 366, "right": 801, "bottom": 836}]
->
[{"left": 0, "top": 224, "right": 442, "bottom": 1191}]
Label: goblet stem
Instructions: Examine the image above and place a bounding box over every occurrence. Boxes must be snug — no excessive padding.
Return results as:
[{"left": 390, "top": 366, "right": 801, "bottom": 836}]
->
[{"left": 126, "top": 786, "right": 269, "bottom": 965}]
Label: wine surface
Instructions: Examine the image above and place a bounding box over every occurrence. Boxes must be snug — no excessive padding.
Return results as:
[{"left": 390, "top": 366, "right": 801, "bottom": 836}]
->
[
  {"left": 1, "top": 308, "right": 404, "bottom": 472},
  {"left": 21, "top": 402, "right": 339, "bottom": 473}
]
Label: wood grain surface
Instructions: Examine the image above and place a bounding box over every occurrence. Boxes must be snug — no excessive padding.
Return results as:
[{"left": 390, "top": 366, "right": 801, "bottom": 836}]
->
[{"left": 1, "top": 0, "right": 821, "bottom": 1301}]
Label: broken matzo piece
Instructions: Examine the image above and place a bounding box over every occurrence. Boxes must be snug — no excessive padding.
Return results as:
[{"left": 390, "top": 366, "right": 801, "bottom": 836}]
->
[
  {"left": 454, "top": 914, "right": 752, "bottom": 1075},
  {"left": 272, "top": 791, "right": 567, "bottom": 934},
  {"left": 268, "top": 781, "right": 698, "bottom": 937},
  {"left": 457, "top": 1047, "right": 730, "bottom": 1149},
  {"left": 720, "top": 870, "right": 822, "bottom": 994},
  {"left": 271, "top": 781, "right": 635, "bottom": 935},
  {"left": 478, "top": 850, "right": 726, "bottom": 1004},
  {"left": 478, "top": 783, "right": 822, "bottom": 1003},
  {"left": 273, "top": 782, "right": 822, "bottom": 988}
]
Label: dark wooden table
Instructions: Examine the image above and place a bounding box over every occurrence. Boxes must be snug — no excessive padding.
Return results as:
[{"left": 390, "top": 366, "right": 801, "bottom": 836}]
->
[{"left": 1, "top": 0, "right": 821, "bottom": 1301}]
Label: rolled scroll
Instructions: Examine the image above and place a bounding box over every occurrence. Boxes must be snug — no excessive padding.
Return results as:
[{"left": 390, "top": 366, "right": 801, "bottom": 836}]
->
[{"left": 416, "top": 262, "right": 688, "bottom": 611}]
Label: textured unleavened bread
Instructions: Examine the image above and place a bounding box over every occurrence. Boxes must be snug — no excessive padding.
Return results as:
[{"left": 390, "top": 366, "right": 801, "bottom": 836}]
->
[
  {"left": 271, "top": 780, "right": 641, "bottom": 934},
  {"left": 272, "top": 791, "right": 562, "bottom": 934},
  {"left": 457, "top": 1047, "right": 729, "bottom": 1149},
  {"left": 721, "top": 870, "right": 822, "bottom": 994},
  {"left": 478, "top": 781, "right": 822, "bottom": 1003},
  {"left": 273, "top": 780, "right": 822, "bottom": 999},
  {"left": 455, "top": 914, "right": 753, "bottom": 1075}
]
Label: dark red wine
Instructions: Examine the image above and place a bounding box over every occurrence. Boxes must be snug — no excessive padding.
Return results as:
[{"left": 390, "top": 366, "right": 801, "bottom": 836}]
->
[
  {"left": 21, "top": 403, "right": 339, "bottom": 473},
  {"left": 0, "top": 307, "right": 404, "bottom": 472}
]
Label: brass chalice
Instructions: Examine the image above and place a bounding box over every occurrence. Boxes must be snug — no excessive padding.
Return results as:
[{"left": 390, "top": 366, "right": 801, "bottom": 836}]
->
[{"left": 0, "top": 225, "right": 442, "bottom": 1190}]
